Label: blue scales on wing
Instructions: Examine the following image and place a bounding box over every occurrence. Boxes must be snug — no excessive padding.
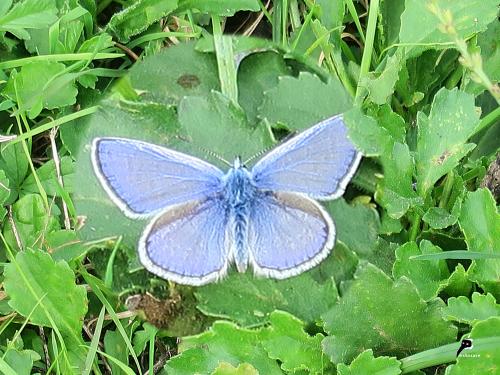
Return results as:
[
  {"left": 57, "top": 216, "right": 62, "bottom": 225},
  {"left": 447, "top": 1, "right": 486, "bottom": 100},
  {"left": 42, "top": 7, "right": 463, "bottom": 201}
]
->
[
  {"left": 247, "top": 191, "right": 334, "bottom": 278},
  {"left": 138, "top": 197, "right": 230, "bottom": 286},
  {"left": 92, "top": 138, "right": 224, "bottom": 217},
  {"left": 251, "top": 115, "right": 360, "bottom": 200}
]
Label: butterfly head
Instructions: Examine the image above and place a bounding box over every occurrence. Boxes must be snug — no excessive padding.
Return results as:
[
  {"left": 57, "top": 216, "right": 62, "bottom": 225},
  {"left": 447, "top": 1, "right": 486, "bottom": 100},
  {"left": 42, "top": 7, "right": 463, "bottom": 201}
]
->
[{"left": 233, "top": 156, "right": 245, "bottom": 170}]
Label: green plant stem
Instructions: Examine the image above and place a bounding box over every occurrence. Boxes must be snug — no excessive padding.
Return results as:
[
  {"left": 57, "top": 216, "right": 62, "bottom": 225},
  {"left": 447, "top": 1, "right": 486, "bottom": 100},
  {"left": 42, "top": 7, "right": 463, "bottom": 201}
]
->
[
  {"left": 288, "top": 0, "right": 301, "bottom": 31},
  {"left": 291, "top": 4, "right": 315, "bottom": 51},
  {"left": 12, "top": 78, "right": 49, "bottom": 210},
  {"left": 212, "top": 15, "right": 238, "bottom": 103},
  {"left": 256, "top": 0, "right": 272, "bottom": 23},
  {"left": 438, "top": 170, "right": 454, "bottom": 209},
  {"left": 344, "top": 0, "right": 366, "bottom": 43},
  {"left": 281, "top": 0, "right": 289, "bottom": 46},
  {"left": 411, "top": 250, "right": 500, "bottom": 260},
  {"left": 309, "top": 22, "right": 356, "bottom": 97},
  {"left": 127, "top": 31, "right": 201, "bottom": 49},
  {"left": 81, "top": 268, "right": 143, "bottom": 374},
  {"left": 272, "top": 0, "right": 283, "bottom": 44},
  {"left": 0, "top": 53, "right": 123, "bottom": 69},
  {"left": 471, "top": 105, "right": 500, "bottom": 137},
  {"left": 355, "top": 0, "right": 379, "bottom": 104},
  {"left": 400, "top": 336, "right": 500, "bottom": 373},
  {"left": 445, "top": 64, "right": 464, "bottom": 89},
  {"left": 409, "top": 211, "right": 421, "bottom": 242},
  {"left": 9, "top": 106, "right": 99, "bottom": 146}
]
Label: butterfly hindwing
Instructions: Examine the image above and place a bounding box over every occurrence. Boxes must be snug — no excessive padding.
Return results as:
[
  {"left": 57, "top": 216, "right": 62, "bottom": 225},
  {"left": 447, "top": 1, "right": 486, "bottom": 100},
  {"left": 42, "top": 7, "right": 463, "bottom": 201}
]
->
[
  {"left": 139, "top": 197, "right": 230, "bottom": 286},
  {"left": 92, "top": 137, "right": 224, "bottom": 218},
  {"left": 247, "top": 191, "right": 334, "bottom": 278}
]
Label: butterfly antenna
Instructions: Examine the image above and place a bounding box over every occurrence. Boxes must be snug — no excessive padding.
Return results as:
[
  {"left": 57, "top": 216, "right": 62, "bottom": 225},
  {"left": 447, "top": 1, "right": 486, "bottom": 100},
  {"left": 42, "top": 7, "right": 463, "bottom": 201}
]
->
[
  {"left": 244, "top": 129, "right": 299, "bottom": 165},
  {"left": 199, "top": 146, "right": 232, "bottom": 167},
  {"left": 175, "top": 135, "right": 232, "bottom": 167}
]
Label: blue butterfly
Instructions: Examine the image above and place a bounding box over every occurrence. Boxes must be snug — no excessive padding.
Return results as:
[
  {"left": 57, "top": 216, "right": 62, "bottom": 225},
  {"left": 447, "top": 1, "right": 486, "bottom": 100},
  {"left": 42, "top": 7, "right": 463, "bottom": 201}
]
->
[{"left": 91, "top": 115, "right": 361, "bottom": 286}]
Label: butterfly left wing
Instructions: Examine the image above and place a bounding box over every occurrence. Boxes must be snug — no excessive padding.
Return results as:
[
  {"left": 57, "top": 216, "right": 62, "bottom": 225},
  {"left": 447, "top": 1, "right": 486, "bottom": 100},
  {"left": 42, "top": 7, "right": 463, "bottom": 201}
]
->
[
  {"left": 251, "top": 115, "right": 361, "bottom": 200},
  {"left": 92, "top": 137, "right": 224, "bottom": 218},
  {"left": 247, "top": 191, "right": 334, "bottom": 278},
  {"left": 139, "top": 197, "right": 230, "bottom": 286}
]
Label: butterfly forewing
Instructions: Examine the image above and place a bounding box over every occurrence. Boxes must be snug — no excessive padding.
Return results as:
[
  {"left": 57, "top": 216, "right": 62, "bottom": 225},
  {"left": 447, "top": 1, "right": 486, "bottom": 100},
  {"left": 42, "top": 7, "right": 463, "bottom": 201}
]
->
[
  {"left": 251, "top": 115, "right": 360, "bottom": 199},
  {"left": 92, "top": 137, "right": 224, "bottom": 218}
]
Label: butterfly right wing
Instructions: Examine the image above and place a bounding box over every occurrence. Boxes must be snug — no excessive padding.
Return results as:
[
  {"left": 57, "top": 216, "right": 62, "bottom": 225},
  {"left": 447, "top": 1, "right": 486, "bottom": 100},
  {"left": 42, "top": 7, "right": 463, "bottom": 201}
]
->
[
  {"left": 247, "top": 191, "right": 334, "bottom": 279},
  {"left": 92, "top": 137, "right": 224, "bottom": 218},
  {"left": 139, "top": 197, "right": 230, "bottom": 286},
  {"left": 251, "top": 115, "right": 360, "bottom": 200}
]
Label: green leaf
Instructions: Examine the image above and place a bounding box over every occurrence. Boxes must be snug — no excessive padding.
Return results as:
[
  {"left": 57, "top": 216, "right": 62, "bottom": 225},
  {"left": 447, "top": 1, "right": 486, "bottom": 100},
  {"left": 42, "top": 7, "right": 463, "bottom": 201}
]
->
[
  {"left": 78, "top": 33, "right": 114, "bottom": 53},
  {"left": 325, "top": 198, "right": 380, "bottom": 259},
  {"left": 343, "top": 107, "right": 393, "bottom": 157},
  {"left": 107, "top": 0, "right": 178, "bottom": 42},
  {"left": 178, "top": 0, "right": 260, "bottom": 16},
  {"left": 459, "top": 188, "right": 500, "bottom": 298},
  {"left": 0, "top": 0, "right": 58, "bottom": 40},
  {"left": 259, "top": 72, "right": 352, "bottom": 131},
  {"left": 322, "top": 263, "right": 457, "bottom": 364},
  {"left": 21, "top": 156, "right": 74, "bottom": 196},
  {"left": 211, "top": 362, "right": 259, "bottom": 375},
  {"left": 0, "top": 0, "right": 12, "bottom": 17},
  {"left": 132, "top": 322, "right": 158, "bottom": 356},
  {"left": 441, "top": 263, "right": 472, "bottom": 297},
  {"left": 2, "top": 61, "right": 78, "bottom": 118},
  {"left": 316, "top": 0, "right": 344, "bottom": 31},
  {"left": 378, "top": 0, "right": 405, "bottom": 48},
  {"left": 445, "top": 317, "right": 500, "bottom": 375},
  {"left": 377, "top": 142, "right": 423, "bottom": 219},
  {"left": 45, "top": 230, "right": 87, "bottom": 262},
  {"left": 129, "top": 41, "right": 220, "bottom": 102},
  {"left": 415, "top": 88, "right": 479, "bottom": 196},
  {"left": 2, "top": 194, "right": 60, "bottom": 251},
  {"left": 262, "top": 311, "right": 327, "bottom": 374},
  {"left": 237, "top": 51, "right": 290, "bottom": 123},
  {"left": 165, "top": 321, "right": 282, "bottom": 375},
  {"left": 196, "top": 271, "right": 338, "bottom": 327},
  {"left": 0, "top": 170, "right": 11, "bottom": 219},
  {"left": 361, "top": 51, "right": 402, "bottom": 105},
  {"left": 422, "top": 207, "right": 458, "bottom": 229},
  {"left": 368, "top": 103, "right": 407, "bottom": 144},
  {"left": 443, "top": 292, "right": 500, "bottom": 325},
  {"left": 104, "top": 329, "right": 130, "bottom": 374},
  {"left": 467, "top": 20, "right": 500, "bottom": 95},
  {"left": 392, "top": 241, "right": 450, "bottom": 300},
  {"left": 3, "top": 250, "right": 87, "bottom": 344},
  {"left": 399, "top": 0, "right": 499, "bottom": 59},
  {"left": 314, "top": 241, "right": 359, "bottom": 288},
  {"left": 178, "top": 91, "right": 272, "bottom": 162},
  {"left": 0, "top": 142, "right": 30, "bottom": 203},
  {"left": 337, "top": 349, "right": 401, "bottom": 375},
  {"left": 3, "top": 348, "right": 37, "bottom": 375}
]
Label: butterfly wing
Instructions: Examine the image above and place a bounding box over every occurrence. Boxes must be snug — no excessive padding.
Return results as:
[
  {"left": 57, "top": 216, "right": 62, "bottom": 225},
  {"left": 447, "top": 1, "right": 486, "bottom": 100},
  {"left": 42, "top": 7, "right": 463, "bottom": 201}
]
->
[
  {"left": 139, "top": 197, "right": 230, "bottom": 286},
  {"left": 92, "top": 137, "right": 224, "bottom": 218},
  {"left": 251, "top": 115, "right": 361, "bottom": 199},
  {"left": 248, "top": 191, "right": 334, "bottom": 278}
]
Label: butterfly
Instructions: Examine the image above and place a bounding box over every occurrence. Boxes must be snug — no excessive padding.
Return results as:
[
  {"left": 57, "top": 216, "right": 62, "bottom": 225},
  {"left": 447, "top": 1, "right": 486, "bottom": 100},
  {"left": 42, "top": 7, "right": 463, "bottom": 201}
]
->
[{"left": 91, "top": 115, "right": 361, "bottom": 286}]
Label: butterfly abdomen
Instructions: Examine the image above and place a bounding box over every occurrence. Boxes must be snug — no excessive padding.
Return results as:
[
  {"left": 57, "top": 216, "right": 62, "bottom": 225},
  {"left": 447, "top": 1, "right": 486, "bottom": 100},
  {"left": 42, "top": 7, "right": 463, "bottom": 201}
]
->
[
  {"left": 232, "top": 207, "right": 249, "bottom": 272},
  {"left": 223, "top": 164, "right": 257, "bottom": 272}
]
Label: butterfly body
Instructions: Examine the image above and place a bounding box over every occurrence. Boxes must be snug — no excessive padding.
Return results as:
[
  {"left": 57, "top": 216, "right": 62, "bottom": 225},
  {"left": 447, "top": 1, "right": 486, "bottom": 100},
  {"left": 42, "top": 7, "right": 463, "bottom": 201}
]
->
[
  {"left": 91, "top": 115, "right": 361, "bottom": 285},
  {"left": 218, "top": 157, "right": 262, "bottom": 272}
]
